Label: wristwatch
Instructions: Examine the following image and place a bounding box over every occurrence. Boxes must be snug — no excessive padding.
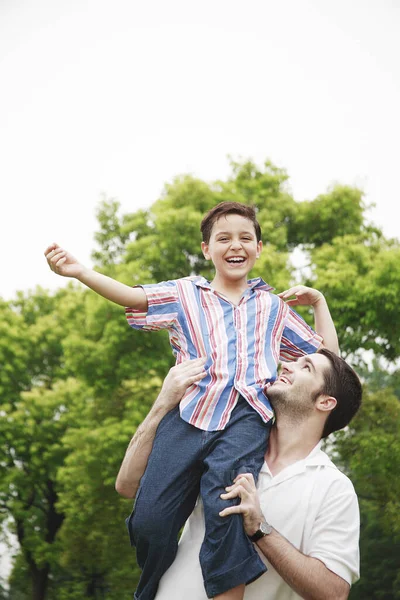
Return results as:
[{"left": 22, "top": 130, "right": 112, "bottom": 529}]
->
[{"left": 249, "top": 521, "right": 273, "bottom": 542}]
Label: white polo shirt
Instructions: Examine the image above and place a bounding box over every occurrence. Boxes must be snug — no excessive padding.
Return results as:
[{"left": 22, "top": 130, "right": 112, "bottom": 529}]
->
[{"left": 155, "top": 442, "right": 360, "bottom": 600}]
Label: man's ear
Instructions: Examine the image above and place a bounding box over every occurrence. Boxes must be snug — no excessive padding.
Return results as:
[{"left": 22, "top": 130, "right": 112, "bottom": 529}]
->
[
  {"left": 316, "top": 395, "right": 337, "bottom": 414},
  {"left": 201, "top": 241, "right": 210, "bottom": 260}
]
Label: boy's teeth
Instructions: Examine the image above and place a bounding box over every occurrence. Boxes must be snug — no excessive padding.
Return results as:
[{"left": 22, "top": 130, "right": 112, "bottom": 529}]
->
[{"left": 227, "top": 258, "right": 245, "bottom": 263}]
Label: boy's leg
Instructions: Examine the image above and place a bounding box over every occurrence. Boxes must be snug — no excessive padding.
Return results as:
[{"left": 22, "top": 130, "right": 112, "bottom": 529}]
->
[
  {"left": 199, "top": 397, "right": 271, "bottom": 599},
  {"left": 127, "top": 406, "right": 203, "bottom": 600}
]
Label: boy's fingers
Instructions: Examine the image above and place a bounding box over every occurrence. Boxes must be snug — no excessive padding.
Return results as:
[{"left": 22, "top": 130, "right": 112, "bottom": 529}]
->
[
  {"left": 279, "top": 286, "right": 304, "bottom": 299},
  {"left": 50, "top": 250, "right": 65, "bottom": 265},
  {"left": 44, "top": 243, "right": 59, "bottom": 256}
]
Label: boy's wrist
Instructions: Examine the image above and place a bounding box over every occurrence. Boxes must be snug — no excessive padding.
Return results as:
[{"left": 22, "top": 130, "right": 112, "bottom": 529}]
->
[
  {"left": 75, "top": 264, "right": 92, "bottom": 283},
  {"left": 311, "top": 292, "right": 325, "bottom": 306}
]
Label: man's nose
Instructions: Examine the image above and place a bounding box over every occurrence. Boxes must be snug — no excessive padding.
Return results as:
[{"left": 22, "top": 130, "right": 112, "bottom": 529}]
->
[{"left": 280, "top": 361, "right": 294, "bottom": 373}]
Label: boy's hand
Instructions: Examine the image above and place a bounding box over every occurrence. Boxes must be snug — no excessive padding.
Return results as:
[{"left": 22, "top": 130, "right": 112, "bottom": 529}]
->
[
  {"left": 44, "top": 243, "right": 84, "bottom": 279},
  {"left": 278, "top": 285, "right": 324, "bottom": 307}
]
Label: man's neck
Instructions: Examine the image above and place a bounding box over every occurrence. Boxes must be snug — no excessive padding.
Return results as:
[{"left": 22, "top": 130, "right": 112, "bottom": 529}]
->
[{"left": 266, "top": 418, "right": 322, "bottom": 477}]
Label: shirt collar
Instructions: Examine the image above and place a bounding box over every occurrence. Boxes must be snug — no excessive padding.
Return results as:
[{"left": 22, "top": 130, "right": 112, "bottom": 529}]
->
[
  {"left": 260, "top": 441, "right": 337, "bottom": 483},
  {"left": 191, "top": 276, "right": 274, "bottom": 292}
]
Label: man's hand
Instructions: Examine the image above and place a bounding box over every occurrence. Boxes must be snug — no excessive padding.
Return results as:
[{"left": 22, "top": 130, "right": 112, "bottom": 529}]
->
[
  {"left": 116, "top": 357, "right": 207, "bottom": 499},
  {"left": 155, "top": 358, "right": 207, "bottom": 413},
  {"left": 44, "top": 243, "right": 84, "bottom": 279},
  {"left": 278, "top": 285, "right": 323, "bottom": 307},
  {"left": 219, "top": 473, "right": 265, "bottom": 537}
]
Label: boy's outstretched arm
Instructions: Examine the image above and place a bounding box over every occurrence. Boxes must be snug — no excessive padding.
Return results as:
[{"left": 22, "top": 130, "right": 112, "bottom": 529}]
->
[
  {"left": 44, "top": 243, "right": 147, "bottom": 310},
  {"left": 115, "top": 358, "right": 207, "bottom": 499},
  {"left": 278, "top": 285, "right": 339, "bottom": 355}
]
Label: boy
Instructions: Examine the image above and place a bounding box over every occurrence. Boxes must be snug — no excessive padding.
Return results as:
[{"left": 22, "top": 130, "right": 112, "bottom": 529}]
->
[{"left": 45, "top": 202, "right": 338, "bottom": 600}]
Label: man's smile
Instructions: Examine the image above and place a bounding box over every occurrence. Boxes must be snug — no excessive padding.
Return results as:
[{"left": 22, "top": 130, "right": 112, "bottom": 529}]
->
[{"left": 276, "top": 374, "right": 292, "bottom": 385}]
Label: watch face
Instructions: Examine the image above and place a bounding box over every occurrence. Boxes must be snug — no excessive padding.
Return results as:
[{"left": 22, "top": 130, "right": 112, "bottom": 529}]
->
[{"left": 260, "top": 521, "right": 273, "bottom": 535}]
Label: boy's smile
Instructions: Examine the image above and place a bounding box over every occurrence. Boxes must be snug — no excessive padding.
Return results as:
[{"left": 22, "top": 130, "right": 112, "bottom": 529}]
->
[{"left": 201, "top": 214, "right": 262, "bottom": 288}]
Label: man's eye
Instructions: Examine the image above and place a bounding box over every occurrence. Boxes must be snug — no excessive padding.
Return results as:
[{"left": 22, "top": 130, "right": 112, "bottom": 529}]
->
[{"left": 303, "top": 364, "right": 311, "bottom": 370}]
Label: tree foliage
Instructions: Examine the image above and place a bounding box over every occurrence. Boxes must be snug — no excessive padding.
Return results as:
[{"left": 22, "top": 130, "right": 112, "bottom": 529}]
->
[{"left": 1, "top": 157, "right": 399, "bottom": 598}]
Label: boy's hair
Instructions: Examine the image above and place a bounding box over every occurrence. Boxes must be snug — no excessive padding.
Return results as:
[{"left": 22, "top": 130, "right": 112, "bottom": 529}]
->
[
  {"left": 200, "top": 202, "right": 262, "bottom": 244},
  {"left": 317, "top": 349, "right": 362, "bottom": 438}
]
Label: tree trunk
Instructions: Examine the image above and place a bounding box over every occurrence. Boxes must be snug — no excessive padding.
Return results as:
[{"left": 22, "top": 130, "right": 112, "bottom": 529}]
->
[{"left": 31, "top": 564, "right": 50, "bottom": 600}]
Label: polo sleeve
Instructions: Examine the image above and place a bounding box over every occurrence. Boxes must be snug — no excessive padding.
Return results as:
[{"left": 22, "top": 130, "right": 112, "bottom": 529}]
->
[
  {"left": 307, "top": 477, "right": 360, "bottom": 585},
  {"left": 125, "top": 280, "right": 180, "bottom": 331},
  {"left": 279, "top": 305, "right": 323, "bottom": 361}
]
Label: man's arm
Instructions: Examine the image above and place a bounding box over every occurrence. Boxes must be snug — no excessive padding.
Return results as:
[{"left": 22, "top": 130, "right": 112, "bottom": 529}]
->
[
  {"left": 278, "top": 285, "right": 339, "bottom": 355},
  {"left": 220, "top": 473, "right": 350, "bottom": 600},
  {"left": 44, "top": 242, "right": 147, "bottom": 309},
  {"left": 115, "top": 358, "right": 207, "bottom": 499}
]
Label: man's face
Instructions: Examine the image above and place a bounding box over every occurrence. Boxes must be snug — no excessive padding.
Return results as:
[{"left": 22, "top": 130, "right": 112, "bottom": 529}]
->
[
  {"left": 201, "top": 214, "right": 262, "bottom": 282},
  {"left": 268, "top": 353, "right": 330, "bottom": 416}
]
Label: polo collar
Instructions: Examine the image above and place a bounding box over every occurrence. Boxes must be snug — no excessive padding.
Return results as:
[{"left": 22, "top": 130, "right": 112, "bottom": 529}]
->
[{"left": 260, "top": 442, "right": 337, "bottom": 487}]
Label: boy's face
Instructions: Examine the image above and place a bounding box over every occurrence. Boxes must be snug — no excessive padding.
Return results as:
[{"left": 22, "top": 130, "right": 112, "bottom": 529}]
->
[{"left": 201, "top": 214, "right": 262, "bottom": 282}]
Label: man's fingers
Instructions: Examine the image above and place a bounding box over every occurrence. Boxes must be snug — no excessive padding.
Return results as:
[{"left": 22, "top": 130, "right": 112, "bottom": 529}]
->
[
  {"left": 187, "top": 372, "right": 207, "bottom": 384},
  {"left": 219, "top": 505, "right": 242, "bottom": 518},
  {"left": 178, "top": 357, "right": 207, "bottom": 371},
  {"left": 221, "top": 482, "right": 250, "bottom": 501},
  {"left": 233, "top": 473, "right": 256, "bottom": 487}
]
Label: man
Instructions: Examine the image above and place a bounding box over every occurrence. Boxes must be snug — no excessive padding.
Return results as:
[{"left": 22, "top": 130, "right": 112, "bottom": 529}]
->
[{"left": 116, "top": 349, "right": 362, "bottom": 600}]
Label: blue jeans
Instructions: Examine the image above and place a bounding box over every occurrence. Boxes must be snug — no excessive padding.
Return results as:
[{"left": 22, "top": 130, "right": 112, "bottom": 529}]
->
[{"left": 127, "top": 396, "right": 270, "bottom": 599}]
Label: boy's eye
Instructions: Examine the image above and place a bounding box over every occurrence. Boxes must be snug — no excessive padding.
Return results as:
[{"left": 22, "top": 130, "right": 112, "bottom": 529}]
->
[{"left": 218, "top": 237, "right": 229, "bottom": 242}]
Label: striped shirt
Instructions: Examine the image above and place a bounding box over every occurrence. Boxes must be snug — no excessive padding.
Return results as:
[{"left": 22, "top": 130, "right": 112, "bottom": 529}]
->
[{"left": 126, "top": 276, "right": 322, "bottom": 431}]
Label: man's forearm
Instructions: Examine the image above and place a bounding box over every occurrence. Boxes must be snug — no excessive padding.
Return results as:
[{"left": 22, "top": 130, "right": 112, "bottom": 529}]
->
[
  {"left": 257, "top": 528, "right": 349, "bottom": 600},
  {"left": 115, "top": 404, "right": 167, "bottom": 498},
  {"left": 313, "top": 295, "right": 339, "bottom": 355},
  {"left": 115, "top": 358, "right": 206, "bottom": 498}
]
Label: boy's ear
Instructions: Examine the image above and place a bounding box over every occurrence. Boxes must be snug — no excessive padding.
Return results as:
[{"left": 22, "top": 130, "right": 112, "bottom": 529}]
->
[
  {"left": 256, "top": 240, "right": 263, "bottom": 258},
  {"left": 201, "top": 241, "right": 210, "bottom": 260}
]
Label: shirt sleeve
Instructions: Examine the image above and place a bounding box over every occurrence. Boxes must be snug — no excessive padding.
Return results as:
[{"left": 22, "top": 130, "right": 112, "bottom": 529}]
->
[
  {"left": 125, "top": 280, "right": 180, "bottom": 331},
  {"left": 307, "top": 476, "right": 360, "bottom": 586},
  {"left": 280, "top": 305, "right": 323, "bottom": 361}
]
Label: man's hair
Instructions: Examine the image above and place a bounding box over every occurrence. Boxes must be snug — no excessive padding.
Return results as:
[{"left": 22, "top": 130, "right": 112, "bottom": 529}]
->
[
  {"left": 200, "top": 202, "right": 262, "bottom": 244},
  {"left": 317, "top": 348, "right": 362, "bottom": 438}
]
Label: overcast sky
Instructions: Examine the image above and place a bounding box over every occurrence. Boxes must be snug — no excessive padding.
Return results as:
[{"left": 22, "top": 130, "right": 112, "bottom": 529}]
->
[
  {"left": 1, "top": 0, "right": 400, "bottom": 579},
  {"left": 1, "top": 0, "right": 399, "bottom": 303}
]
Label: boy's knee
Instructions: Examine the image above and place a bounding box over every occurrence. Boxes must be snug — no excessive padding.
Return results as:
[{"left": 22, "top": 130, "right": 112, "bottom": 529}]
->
[{"left": 131, "top": 505, "right": 164, "bottom": 539}]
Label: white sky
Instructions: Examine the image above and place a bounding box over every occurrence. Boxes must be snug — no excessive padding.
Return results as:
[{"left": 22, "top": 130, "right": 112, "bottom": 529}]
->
[
  {"left": 0, "top": 0, "right": 399, "bottom": 302},
  {"left": 0, "top": 0, "right": 400, "bottom": 578}
]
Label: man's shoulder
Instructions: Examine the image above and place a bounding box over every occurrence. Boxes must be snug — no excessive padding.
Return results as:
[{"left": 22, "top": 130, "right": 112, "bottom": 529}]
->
[{"left": 307, "top": 447, "right": 356, "bottom": 494}]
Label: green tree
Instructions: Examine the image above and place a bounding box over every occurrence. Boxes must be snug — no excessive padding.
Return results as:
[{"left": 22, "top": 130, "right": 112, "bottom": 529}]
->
[{"left": 2, "top": 157, "right": 400, "bottom": 598}]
